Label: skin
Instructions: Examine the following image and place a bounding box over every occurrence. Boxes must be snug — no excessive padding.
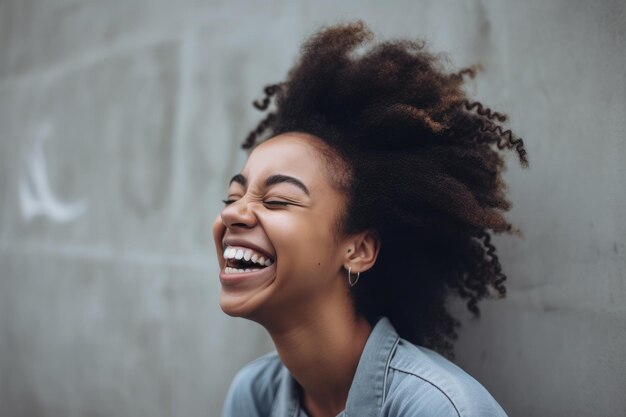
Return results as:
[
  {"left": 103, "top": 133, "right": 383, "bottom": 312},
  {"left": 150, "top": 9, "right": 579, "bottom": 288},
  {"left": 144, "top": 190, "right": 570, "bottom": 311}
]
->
[{"left": 213, "top": 132, "right": 380, "bottom": 417}]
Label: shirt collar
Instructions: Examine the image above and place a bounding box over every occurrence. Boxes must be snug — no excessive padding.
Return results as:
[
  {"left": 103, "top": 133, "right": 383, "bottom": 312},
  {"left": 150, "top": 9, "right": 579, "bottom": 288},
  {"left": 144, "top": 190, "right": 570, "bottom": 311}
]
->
[
  {"left": 273, "top": 365, "right": 302, "bottom": 417},
  {"left": 275, "top": 317, "right": 400, "bottom": 417},
  {"left": 344, "top": 317, "right": 400, "bottom": 417}
]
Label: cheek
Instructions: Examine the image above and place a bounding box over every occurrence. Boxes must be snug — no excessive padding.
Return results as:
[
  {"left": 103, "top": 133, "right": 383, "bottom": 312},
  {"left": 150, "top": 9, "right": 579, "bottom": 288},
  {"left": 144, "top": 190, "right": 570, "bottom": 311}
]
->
[
  {"left": 212, "top": 215, "right": 225, "bottom": 256},
  {"left": 212, "top": 214, "right": 224, "bottom": 237},
  {"left": 265, "top": 213, "right": 337, "bottom": 265}
]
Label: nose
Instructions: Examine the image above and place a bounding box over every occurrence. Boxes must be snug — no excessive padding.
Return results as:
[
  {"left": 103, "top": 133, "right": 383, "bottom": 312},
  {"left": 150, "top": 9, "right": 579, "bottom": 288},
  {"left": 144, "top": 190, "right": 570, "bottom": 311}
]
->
[{"left": 220, "top": 197, "right": 257, "bottom": 229}]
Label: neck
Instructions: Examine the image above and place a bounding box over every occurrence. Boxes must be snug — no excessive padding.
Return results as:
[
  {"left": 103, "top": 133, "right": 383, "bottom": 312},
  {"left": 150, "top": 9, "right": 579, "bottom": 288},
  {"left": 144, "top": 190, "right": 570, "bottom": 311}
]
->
[{"left": 264, "top": 298, "right": 372, "bottom": 417}]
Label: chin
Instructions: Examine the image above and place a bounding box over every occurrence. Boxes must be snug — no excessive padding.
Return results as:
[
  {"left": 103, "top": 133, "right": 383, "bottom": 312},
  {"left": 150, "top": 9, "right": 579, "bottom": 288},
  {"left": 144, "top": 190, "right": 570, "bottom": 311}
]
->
[
  {"left": 219, "top": 292, "right": 261, "bottom": 319},
  {"left": 219, "top": 294, "right": 247, "bottom": 317}
]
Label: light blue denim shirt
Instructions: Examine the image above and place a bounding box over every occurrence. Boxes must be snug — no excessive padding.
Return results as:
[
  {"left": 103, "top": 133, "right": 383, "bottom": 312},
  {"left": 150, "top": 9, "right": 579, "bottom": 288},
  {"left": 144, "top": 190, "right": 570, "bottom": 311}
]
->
[{"left": 221, "top": 317, "right": 507, "bottom": 417}]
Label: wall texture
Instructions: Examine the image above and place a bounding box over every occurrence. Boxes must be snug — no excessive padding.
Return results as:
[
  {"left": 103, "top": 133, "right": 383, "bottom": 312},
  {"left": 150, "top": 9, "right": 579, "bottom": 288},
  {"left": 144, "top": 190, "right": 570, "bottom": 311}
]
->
[{"left": 1, "top": 1, "right": 624, "bottom": 416}]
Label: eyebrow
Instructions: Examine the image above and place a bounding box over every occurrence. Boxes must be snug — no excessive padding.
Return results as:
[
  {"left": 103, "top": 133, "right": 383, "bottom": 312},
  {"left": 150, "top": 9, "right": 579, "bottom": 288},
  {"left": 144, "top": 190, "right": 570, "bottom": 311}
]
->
[
  {"left": 229, "top": 173, "right": 310, "bottom": 195},
  {"left": 229, "top": 174, "right": 246, "bottom": 187},
  {"left": 265, "top": 174, "right": 310, "bottom": 195}
]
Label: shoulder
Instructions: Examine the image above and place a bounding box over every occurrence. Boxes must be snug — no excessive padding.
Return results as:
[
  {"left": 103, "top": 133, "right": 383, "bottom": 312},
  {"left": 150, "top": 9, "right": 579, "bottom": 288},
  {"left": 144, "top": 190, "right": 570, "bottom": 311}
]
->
[
  {"left": 383, "top": 340, "right": 507, "bottom": 417},
  {"left": 221, "top": 351, "right": 284, "bottom": 417}
]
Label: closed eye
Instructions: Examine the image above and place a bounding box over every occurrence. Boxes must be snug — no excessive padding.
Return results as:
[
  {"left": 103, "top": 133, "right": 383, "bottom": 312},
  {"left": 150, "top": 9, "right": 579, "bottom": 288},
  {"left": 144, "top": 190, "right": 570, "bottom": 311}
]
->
[
  {"left": 264, "top": 201, "right": 290, "bottom": 207},
  {"left": 222, "top": 199, "right": 290, "bottom": 207}
]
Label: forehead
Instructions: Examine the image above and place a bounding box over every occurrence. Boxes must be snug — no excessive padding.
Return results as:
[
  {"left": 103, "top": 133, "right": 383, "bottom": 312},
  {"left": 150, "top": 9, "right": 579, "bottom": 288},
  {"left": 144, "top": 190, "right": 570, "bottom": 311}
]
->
[{"left": 241, "top": 133, "right": 330, "bottom": 180}]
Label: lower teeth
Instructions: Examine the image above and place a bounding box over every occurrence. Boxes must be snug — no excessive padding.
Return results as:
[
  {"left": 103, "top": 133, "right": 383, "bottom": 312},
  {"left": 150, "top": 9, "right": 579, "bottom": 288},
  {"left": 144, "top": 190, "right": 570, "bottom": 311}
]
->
[{"left": 224, "top": 267, "right": 262, "bottom": 274}]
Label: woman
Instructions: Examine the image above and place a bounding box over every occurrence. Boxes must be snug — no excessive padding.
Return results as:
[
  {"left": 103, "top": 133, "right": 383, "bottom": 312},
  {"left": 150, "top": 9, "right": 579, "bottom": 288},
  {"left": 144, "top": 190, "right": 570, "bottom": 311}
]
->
[{"left": 214, "top": 21, "right": 527, "bottom": 417}]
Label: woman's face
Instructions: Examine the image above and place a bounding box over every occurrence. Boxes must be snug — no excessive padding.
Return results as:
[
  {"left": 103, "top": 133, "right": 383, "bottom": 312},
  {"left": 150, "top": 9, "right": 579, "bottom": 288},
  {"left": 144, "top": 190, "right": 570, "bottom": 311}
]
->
[{"left": 213, "top": 133, "right": 352, "bottom": 324}]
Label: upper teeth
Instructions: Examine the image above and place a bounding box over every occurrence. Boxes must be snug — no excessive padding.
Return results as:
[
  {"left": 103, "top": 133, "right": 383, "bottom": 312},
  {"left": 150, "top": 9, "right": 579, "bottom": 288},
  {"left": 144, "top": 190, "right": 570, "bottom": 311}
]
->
[{"left": 223, "top": 246, "right": 273, "bottom": 267}]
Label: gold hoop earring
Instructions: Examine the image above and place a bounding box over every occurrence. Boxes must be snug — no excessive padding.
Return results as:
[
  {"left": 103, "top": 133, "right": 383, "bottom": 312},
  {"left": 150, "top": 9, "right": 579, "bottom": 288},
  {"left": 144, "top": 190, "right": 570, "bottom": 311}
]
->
[{"left": 348, "top": 266, "right": 360, "bottom": 287}]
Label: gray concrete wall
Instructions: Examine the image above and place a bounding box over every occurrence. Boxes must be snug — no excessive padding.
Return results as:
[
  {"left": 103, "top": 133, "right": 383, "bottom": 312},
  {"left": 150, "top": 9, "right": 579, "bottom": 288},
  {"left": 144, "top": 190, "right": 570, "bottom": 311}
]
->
[{"left": 1, "top": 1, "right": 624, "bottom": 416}]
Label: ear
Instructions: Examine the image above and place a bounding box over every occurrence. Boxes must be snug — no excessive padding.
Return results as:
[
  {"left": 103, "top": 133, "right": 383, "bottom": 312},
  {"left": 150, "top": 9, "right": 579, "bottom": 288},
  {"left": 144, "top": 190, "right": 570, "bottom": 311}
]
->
[{"left": 342, "top": 230, "right": 380, "bottom": 274}]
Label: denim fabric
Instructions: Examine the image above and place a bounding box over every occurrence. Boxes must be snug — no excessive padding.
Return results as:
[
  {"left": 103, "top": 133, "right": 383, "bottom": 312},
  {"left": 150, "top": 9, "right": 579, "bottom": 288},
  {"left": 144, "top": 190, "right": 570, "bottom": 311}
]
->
[{"left": 221, "top": 317, "right": 508, "bottom": 417}]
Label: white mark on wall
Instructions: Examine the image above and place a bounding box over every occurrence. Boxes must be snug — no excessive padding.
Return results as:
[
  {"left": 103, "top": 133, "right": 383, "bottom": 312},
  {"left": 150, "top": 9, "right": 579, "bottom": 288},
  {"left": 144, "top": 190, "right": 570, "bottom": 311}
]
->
[{"left": 19, "top": 124, "right": 87, "bottom": 223}]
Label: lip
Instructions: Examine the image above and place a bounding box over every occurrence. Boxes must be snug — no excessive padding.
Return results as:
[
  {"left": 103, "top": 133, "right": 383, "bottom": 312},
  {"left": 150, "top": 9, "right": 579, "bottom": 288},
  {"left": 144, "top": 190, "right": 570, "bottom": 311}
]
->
[{"left": 219, "top": 262, "right": 277, "bottom": 287}]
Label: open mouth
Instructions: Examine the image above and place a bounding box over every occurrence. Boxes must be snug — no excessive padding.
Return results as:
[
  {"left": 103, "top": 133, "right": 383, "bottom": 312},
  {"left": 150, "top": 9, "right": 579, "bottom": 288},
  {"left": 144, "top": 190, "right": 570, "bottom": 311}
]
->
[{"left": 222, "top": 246, "right": 274, "bottom": 274}]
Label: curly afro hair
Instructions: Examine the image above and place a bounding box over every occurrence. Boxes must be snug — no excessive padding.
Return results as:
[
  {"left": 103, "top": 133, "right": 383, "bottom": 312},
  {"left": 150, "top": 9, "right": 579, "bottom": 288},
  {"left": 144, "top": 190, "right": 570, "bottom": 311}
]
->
[{"left": 241, "top": 21, "right": 528, "bottom": 355}]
